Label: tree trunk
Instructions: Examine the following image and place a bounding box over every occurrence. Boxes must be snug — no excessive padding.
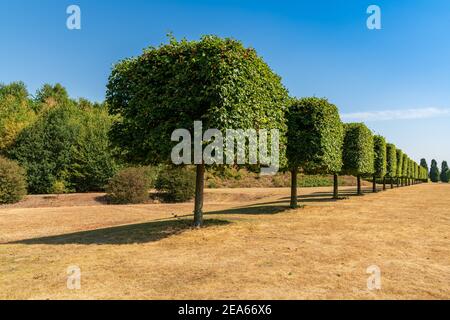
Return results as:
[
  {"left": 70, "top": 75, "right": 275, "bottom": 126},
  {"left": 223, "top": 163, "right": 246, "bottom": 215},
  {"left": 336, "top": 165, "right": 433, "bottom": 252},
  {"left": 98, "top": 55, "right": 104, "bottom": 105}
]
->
[
  {"left": 372, "top": 175, "right": 377, "bottom": 193},
  {"left": 290, "top": 168, "right": 298, "bottom": 208},
  {"left": 397, "top": 177, "right": 399, "bottom": 188},
  {"left": 333, "top": 174, "right": 339, "bottom": 199},
  {"left": 390, "top": 177, "right": 394, "bottom": 189},
  {"left": 357, "top": 175, "right": 362, "bottom": 195},
  {"left": 383, "top": 177, "right": 386, "bottom": 191},
  {"left": 193, "top": 163, "right": 205, "bottom": 227}
]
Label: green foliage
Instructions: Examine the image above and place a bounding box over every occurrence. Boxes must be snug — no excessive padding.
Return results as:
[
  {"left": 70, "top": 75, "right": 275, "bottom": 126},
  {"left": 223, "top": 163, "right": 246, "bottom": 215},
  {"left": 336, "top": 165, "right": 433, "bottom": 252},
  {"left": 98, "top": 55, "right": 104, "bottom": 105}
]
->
[
  {"left": 373, "top": 135, "right": 387, "bottom": 178},
  {"left": 106, "top": 35, "right": 289, "bottom": 169},
  {"left": 395, "top": 149, "right": 403, "bottom": 178},
  {"left": 286, "top": 97, "right": 344, "bottom": 174},
  {"left": 0, "top": 156, "right": 27, "bottom": 204},
  {"left": 35, "top": 83, "right": 70, "bottom": 111},
  {"left": 106, "top": 167, "right": 153, "bottom": 204},
  {"left": 440, "top": 161, "right": 449, "bottom": 183},
  {"left": 8, "top": 103, "right": 119, "bottom": 194},
  {"left": 430, "top": 159, "right": 440, "bottom": 182},
  {"left": 386, "top": 143, "right": 397, "bottom": 178},
  {"left": 420, "top": 159, "right": 429, "bottom": 173},
  {"left": 0, "top": 82, "right": 36, "bottom": 152},
  {"left": 341, "top": 123, "right": 374, "bottom": 176},
  {"left": 402, "top": 155, "right": 409, "bottom": 178},
  {"left": 155, "top": 166, "right": 196, "bottom": 202}
]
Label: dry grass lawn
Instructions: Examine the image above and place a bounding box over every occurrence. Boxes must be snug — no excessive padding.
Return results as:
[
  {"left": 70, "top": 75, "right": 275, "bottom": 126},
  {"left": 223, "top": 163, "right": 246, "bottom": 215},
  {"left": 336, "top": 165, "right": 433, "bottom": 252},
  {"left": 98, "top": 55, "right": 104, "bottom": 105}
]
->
[{"left": 0, "top": 184, "right": 449, "bottom": 300}]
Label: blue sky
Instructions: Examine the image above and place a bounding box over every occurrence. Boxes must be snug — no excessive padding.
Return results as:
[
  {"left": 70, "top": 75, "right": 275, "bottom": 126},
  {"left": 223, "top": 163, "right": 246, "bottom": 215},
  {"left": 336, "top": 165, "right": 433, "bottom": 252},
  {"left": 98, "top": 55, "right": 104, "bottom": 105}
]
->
[{"left": 1, "top": 0, "right": 449, "bottom": 165}]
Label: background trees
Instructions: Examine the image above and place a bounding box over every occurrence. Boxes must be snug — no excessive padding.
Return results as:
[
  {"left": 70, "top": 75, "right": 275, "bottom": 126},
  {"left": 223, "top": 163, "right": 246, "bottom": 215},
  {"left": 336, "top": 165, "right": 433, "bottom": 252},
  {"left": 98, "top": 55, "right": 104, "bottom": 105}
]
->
[
  {"left": 106, "top": 35, "right": 289, "bottom": 226},
  {"left": 8, "top": 101, "right": 118, "bottom": 194},
  {"left": 430, "top": 159, "right": 440, "bottom": 182},
  {"left": 440, "top": 161, "right": 449, "bottom": 183},
  {"left": 341, "top": 123, "right": 374, "bottom": 195},
  {"left": 373, "top": 135, "right": 387, "bottom": 192},
  {"left": 0, "top": 82, "right": 36, "bottom": 153},
  {"left": 286, "top": 97, "right": 344, "bottom": 207}
]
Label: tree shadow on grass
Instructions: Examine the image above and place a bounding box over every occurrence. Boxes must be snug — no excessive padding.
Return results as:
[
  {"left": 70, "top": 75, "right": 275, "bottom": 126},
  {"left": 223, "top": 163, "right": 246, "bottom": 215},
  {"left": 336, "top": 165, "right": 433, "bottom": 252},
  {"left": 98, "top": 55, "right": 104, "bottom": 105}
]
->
[
  {"left": 205, "top": 204, "right": 290, "bottom": 216},
  {"left": 10, "top": 219, "right": 230, "bottom": 245}
]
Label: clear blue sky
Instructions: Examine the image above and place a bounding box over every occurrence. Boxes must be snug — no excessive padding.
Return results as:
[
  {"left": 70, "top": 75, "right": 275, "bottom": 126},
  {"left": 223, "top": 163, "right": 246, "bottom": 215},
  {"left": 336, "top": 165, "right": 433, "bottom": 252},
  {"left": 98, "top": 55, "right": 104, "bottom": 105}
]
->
[{"left": 1, "top": 0, "right": 449, "bottom": 165}]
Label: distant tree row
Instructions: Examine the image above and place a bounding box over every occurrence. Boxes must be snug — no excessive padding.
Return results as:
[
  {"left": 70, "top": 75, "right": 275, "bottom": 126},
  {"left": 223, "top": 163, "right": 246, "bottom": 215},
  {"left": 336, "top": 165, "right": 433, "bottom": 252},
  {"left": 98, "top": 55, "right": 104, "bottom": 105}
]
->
[{"left": 427, "top": 159, "right": 450, "bottom": 183}]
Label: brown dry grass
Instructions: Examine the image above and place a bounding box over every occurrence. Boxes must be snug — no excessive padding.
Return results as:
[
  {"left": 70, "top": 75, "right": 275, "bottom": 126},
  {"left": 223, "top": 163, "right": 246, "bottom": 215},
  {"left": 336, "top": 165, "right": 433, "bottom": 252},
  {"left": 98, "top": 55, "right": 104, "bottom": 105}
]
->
[{"left": 0, "top": 184, "right": 449, "bottom": 300}]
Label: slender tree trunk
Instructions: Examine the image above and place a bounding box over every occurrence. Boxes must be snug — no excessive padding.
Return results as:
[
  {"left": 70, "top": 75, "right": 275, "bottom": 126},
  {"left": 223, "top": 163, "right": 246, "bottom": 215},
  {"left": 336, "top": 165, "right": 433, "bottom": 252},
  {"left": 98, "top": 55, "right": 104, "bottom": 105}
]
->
[
  {"left": 397, "top": 177, "right": 399, "bottom": 188},
  {"left": 290, "top": 168, "right": 298, "bottom": 208},
  {"left": 193, "top": 163, "right": 205, "bottom": 227},
  {"left": 357, "top": 175, "right": 362, "bottom": 195},
  {"left": 372, "top": 175, "right": 377, "bottom": 193},
  {"left": 333, "top": 174, "right": 339, "bottom": 199},
  {"left": 390, "top": 177, "right": 394, "bottom": 189},
  {"left": 383, "top": 176, "right": 386, "bottom": 191}
]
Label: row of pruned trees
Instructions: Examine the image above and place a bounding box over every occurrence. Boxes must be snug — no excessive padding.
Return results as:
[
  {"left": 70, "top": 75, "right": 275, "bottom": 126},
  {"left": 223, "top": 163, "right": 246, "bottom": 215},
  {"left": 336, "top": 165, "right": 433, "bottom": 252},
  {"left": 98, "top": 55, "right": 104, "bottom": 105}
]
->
[
  {"left": 106, "top": 35, "right": 428, "bottom": 226},
  {"left": 286, "top": 97, "right": 428, "bottom": 208}
]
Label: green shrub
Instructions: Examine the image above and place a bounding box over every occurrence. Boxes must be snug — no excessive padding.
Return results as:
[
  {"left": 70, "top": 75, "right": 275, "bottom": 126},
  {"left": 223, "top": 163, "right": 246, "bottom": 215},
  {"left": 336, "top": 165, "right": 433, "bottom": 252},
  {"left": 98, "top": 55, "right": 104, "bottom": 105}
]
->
[
  {"left": 106, "top": 167, "right": 153, "bottom": 204},
  {"left": 0, "top": 156, "right": 27, "bottom": 204},
  {"left": 440, "top": 161, "right": 449, "bottom": 183},
  {"left": 155, "top": 167, "right": 196, "bottom": 203},
  {"left": 396, "top": 149, "right": 403, "bottom": 178},
  {"left": 0, "top": 82, "right": 36, "bottom": 153}
]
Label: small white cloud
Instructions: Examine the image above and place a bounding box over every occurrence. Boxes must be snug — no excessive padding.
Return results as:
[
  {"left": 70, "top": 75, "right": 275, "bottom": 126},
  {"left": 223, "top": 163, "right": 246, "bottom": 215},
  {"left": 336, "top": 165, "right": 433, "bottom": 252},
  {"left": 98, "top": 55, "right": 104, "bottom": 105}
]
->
[{"left": 341, "top": 107, "right": 450, "bottom": 122}]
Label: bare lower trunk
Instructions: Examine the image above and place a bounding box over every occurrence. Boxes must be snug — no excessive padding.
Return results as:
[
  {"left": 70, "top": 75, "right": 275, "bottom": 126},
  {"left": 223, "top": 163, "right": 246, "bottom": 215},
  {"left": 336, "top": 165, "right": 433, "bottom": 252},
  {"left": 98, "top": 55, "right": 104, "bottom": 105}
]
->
[
  {"left": 357, "top": 175, "right": 362, "bottom": 195},
  {"left": 372, "top": 175, "right": 377, "bottom": 193},
  {"left": 390, "top": 177, "right": 394, "bottom": 189},
  {"left": 194, "top": 163, "right": 205, "bottom": 227},
  {"left": 290, "top": 168, "right": 298, "bottom": 208},
  {"left": 333, "top": 174, "right": 339, "bottom": 199},
  {"left": 383, "top": 177, "right": 386, "bottom": 191},
  {"left": 397, "top": 177, "right": 400, "bottom": 188}
]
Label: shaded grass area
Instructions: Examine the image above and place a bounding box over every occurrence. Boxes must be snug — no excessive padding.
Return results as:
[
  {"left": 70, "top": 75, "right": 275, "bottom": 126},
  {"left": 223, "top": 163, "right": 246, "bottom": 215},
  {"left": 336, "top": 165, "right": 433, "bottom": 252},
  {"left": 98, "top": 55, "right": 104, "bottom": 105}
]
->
[{"left": 11, "top": 219, "right": 230, "bottom": 245}]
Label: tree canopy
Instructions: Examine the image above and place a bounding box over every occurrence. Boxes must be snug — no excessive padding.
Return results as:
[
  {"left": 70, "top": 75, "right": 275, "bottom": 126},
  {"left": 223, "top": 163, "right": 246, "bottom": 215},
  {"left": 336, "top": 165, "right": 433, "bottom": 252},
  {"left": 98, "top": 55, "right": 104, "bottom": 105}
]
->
[{"left": 341, "top": 123, "right": 374, "bottom": 176}]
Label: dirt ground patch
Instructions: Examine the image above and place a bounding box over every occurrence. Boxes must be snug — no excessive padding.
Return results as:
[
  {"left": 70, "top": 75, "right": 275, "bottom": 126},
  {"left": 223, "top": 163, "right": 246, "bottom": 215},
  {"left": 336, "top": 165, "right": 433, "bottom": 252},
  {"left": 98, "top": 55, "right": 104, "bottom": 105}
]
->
[{"left": 0, "top": 184, "right": 449, "bottom": 299}]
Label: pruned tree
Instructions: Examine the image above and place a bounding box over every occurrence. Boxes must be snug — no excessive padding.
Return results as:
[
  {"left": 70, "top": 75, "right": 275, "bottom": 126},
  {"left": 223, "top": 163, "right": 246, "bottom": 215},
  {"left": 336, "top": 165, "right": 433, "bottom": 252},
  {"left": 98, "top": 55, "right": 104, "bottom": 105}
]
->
[
  {"left": 341, "top": 123, "right": 374, "bottom": 195},
  {"left": 396, "top": 149, "right": 403, "bottom": 187},
  {"left": 440, "top": 161, "right": 449, "bottom": 183},
  {"left": 402, "top": 155, "right": 409, "bottom": 186},
  {"left": 106, "top": 35, "right": 289, "bottom": 226},
  {"left": 372, "top": 135, "right": 387, "bottom": 192},
  {"left": 420, "top": 158, "right": 429, "bottom": 177},
  {"left": 430, "top": 159, "right": 440, "bottom": 183},
  {"left": 286, "top": 97, "right": 344, "bottom": 207},
  {"left": 386, "top": 143, "right": 397, "bottom": 189}
]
